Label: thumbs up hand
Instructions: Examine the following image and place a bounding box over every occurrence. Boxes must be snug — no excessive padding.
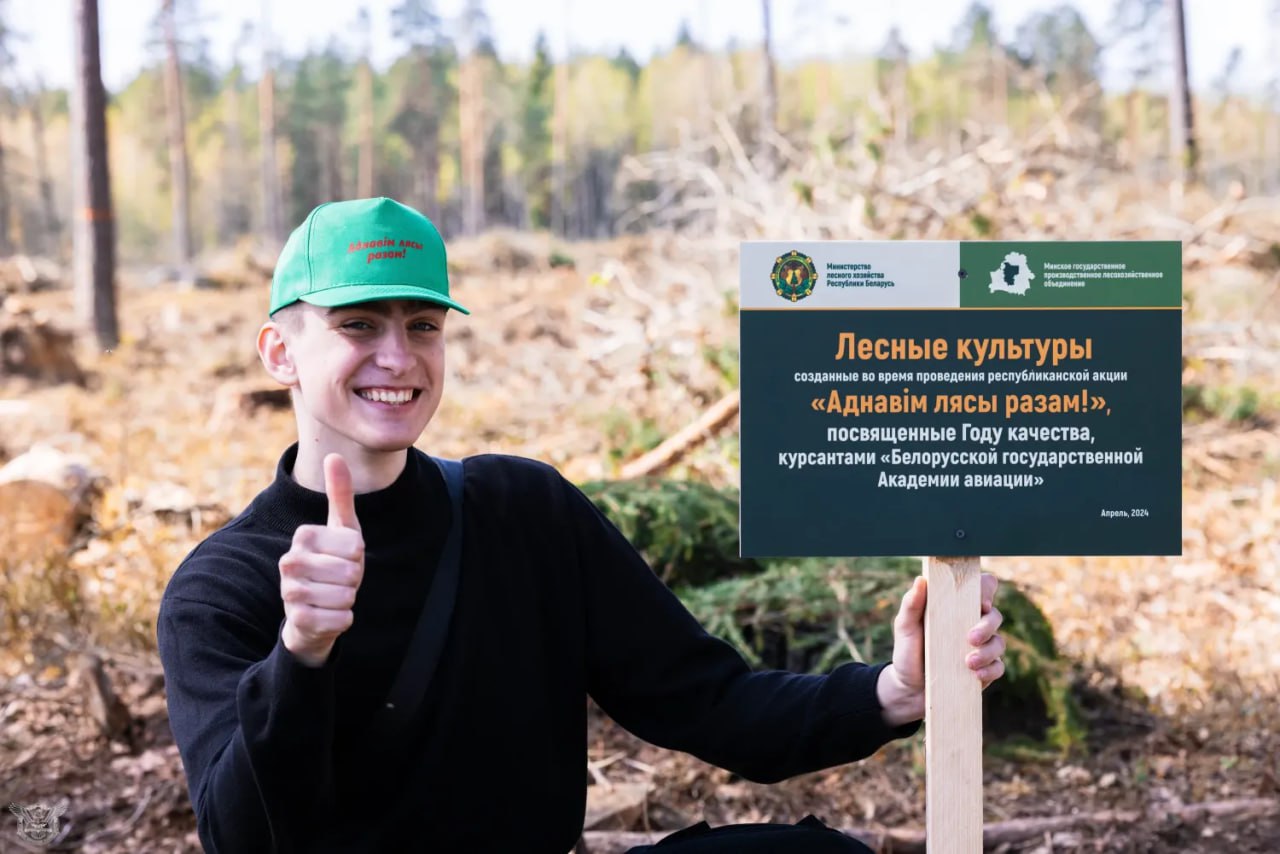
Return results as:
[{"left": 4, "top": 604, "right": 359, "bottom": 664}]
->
[{"left": 280, "top": 454, "right": 366, "bottom": 667}]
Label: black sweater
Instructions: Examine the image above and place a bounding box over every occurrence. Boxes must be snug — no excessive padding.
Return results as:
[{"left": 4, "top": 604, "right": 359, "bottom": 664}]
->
[{"left": 158, "top": 445, "right": 916, "bottom": 853}]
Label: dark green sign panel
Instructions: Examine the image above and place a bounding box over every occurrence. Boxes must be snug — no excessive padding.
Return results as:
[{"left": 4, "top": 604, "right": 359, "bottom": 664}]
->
[{"left": 739, "top": 241, "right": 1182, "bottom": 557}]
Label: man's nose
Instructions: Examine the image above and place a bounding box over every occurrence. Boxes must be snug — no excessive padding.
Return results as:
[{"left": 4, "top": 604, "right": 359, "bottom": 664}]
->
[{"left": 373, "top": 329, "right": 414, "bottom": 372}]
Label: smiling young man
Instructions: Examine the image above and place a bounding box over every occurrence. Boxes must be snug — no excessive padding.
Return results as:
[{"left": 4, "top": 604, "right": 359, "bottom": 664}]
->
[{"left": 158, "top": 197, "right": 1006, "bottom": 853}]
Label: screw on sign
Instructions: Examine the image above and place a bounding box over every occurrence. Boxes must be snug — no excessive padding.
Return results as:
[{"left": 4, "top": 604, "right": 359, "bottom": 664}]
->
[{"left": 8, "top": 801, "right": 68, "bottom": 847}]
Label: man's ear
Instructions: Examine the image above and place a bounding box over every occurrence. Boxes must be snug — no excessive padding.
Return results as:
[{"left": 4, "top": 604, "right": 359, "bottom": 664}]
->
[{"left": 257, "top": 321, "right": 298, "bottom": 387}]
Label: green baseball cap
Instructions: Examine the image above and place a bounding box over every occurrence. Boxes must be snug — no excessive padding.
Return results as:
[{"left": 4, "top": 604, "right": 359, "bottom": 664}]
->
[{"left": 269, "top": 197, "right": 470, "bottom": 315}]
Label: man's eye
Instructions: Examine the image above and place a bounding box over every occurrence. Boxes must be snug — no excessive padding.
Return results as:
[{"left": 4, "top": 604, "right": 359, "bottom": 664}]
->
[
  {"left": 411, "top": 321, "right": 439, "bottom": 332},
  {"left": 341, "top": 320, "right": 373, "bottom": 331}
]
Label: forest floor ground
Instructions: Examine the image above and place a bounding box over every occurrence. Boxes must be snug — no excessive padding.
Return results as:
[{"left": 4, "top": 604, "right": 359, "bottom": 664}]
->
[{"left": 1, "top": 230, "right": 1277, "bottom": 852}]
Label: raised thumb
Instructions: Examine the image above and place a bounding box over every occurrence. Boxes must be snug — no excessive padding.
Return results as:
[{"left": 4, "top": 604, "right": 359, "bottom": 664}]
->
[{"left": 324, "top": 453, "right": 360, "bottom": 530}]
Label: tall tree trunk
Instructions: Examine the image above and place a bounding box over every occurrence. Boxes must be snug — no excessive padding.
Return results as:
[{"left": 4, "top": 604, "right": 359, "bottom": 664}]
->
[
  {"left": 552, "top": 50, "right": 568, "bottom": 236},
  {"left": 72, "top": 0, "right": 118, "bottom": 350},
  {"left": 259, "top": 68, "right": 282, "bottom": 239},
  {"left": 413, "top": 52, "right": 440, "bottom": 223},
  {"left": 358, "top": 59, "right": 374, "bottom": 197},
  {"left": 1124, "top": 89, "right": 1138, "bottom": 168},
  {"left": 222, "top": 76, "right": 242, "bottom": 241},
  {"left": 422, "top": 144, "right": 439, "bottom": 224},
  {"left": 759, "top": 0, "right": 777, "bottom": 151},
  {"left": 29, "top": 82, "right": 62, "bottom": 253},
  {"left": 1267, "top": 1, "right": 1280, "bottom": 193},
  {"left": 814, "top": 59, "right": 830, "bottom": 134},
  {"left": 459, "top": 55, "right": 485, "bottom": 236},
  {"left": 220, "top": 25, "right": 252, "bottom": 241},
  {"left": 0, "top": 116, "right": 12, "bottom": 255},
  {"left": 161, "top": 0, "right": 193, "bottom": 275},
  {"left": 259, "top": 2, "right": 283, "bottom": 242},
  {"left": 458, "top": 50, "right": 471, "bottom": 233},
  {"left": 1168, "top": 0, "right": 1197, "bottom": 183},
  {"left": 993, "top": 47, "right": 1008, "bottom": 130},
  {"left": 472, "top": 61, "right": 485, "bottom": 234},
  {"left": 1269, "top": 101, "right": 1280, "bottom": 195},
  {"left": 318, "top": 132, "right": 332, "bottom": 201},
  {"left": 893, "top": 54, "right": 910, "bottom": 150},
  {"left": 355, "top": 7, "right": 374, "bottom": 198},
  {"left": 698, "top": 0, "right": 715, "bottom": 137},
  {"left": 323, "top": 128, "right": 343, "bottom": 202}
]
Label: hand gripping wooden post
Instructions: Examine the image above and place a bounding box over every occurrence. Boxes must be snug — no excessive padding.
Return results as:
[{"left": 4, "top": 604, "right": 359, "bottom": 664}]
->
[{"left": 924, "top": 556, "right": 983, "bottom": 853}]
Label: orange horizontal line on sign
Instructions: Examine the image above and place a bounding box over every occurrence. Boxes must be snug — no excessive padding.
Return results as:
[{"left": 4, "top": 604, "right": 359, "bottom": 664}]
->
[{"left": 739, "top": 306, "right": 1183, "bottom": 311}]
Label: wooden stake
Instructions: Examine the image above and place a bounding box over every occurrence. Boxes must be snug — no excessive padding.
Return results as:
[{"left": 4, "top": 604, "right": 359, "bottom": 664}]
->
[{"left": 924, "top": 555, "right": 983, "bottom": 854}]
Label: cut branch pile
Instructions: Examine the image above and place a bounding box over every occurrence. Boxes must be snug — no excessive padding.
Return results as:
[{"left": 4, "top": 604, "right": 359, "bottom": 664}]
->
[
  {"left": 580, "top": 797, "right": 1280, "bottom": 853},
  {"left": 616, "top": 108, "right": 1280, "bottom": 272}
]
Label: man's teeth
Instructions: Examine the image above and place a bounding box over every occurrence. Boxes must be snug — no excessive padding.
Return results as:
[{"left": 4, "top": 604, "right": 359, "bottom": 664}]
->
[{"left": 358, "top": 388, "right": 414, "bottom": 404}]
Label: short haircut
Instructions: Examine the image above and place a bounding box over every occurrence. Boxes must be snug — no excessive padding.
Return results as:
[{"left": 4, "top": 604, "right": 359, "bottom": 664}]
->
[{"left": 271, "top": 302, "right": 305, "bottom": 337}]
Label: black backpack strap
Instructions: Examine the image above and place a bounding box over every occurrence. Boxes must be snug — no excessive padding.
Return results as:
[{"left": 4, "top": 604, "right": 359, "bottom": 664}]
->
[{"left": 375, "top": 456, "right": 464, "bottom": 734}]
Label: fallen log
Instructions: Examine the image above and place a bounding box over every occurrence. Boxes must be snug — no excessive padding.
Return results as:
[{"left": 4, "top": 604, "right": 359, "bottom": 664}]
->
[
  {"left": 0, "top": 299, "right": 85, "bottom": 385},
  {"left": 206, "top": 381, "right": 293, "bottom": 431},
  {"left": 70, "top": 652, "right": 137, "bottom": 753},
  {"left": 0, "top": 445, "right": 102, "bottom": 565},
  {"left": 619, "top": 389, "right": 739, "bottom": 479},
  {"left": 577, "top": 797, "right": 1280, "bottom": 853},
  {"left": 583, "top": 783, "right": 652, "bottom": 832}
]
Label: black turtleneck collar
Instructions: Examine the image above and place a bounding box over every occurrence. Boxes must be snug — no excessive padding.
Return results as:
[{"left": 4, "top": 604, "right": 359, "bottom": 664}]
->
[{"left": 252, "top": 443, "right": 448, "bottom": 542}]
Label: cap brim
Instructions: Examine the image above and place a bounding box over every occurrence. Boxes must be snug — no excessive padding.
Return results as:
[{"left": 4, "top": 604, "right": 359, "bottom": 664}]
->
[{"left": 298, "top": 283, "right": 470, "bottom": 315}]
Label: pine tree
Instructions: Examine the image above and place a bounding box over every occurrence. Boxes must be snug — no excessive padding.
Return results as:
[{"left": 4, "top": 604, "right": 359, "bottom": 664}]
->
[
  {"left": 71, "top": 0, "right": 118, "bottom": 349},
  {"left": 518, "top": 32, "right": 553, "bottom": 229},
  {"left": 759, "top": 0, "right": 777, "bottom": 157},
  {"left": 457, "top": 0, "right": 492, "bottom": 235},
  {"left": 220, "top": 21, "right": 253, "bottom": 240},
  {"left": 259, "top": 2, "right": 283, "bottom": 243},
  {"left": 283, "top": 45, "right": 350, "bottom": 221},
  {"left": 1167, "top": 0, "right": 1197, "bottom": 182},
  {"left": 160, "top": 0, "right": 194, "bottom": 277},
  {"left": 0, "top": 1, "right": 15, "bottom": 254},
  {"left": 355, "top": 7, "right": 375, "bottom": 198},
  {"left": 390, "top": 0, "right": 447, "bottom": 222},
  {"left": 27, "top": 78, "right": 62, "bottom": 253}
]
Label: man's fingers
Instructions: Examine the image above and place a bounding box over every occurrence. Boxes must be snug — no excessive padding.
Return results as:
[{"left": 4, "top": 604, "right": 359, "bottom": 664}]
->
[
  {"left": 978, "top": 659, "right": 1006, "bottom": 689},
  {"left": 324, "top": 453, "right": 360, "bottom": 531},
  {"left": 280, "top": 471, "right": 363, "bottom": 666},
  {"left": 980, "top": 572, "right": 999, "bottom": 612},
  {"left": 282, "top": 579, "right": 360, "bottom": 610},
  {"left": 896, "top": 576, "right": 927, "bottom": 629},
  {"left": 966, "top": 634, "right": 1006, "bottom": 670},
  {"left": 280, "top": 549, "right": 363, "bottom": 586},
  {"left": 286, "top": 603, "right": 355, "bottom": 637},
  {"left": 968, "top": 605, "right": 1003, "bottom": 645}
]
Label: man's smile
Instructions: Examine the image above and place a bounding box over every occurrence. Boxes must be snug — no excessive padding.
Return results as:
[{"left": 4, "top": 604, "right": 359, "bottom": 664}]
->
[{"left": 355, "top": 387, "right": 422, "bottom": 405}]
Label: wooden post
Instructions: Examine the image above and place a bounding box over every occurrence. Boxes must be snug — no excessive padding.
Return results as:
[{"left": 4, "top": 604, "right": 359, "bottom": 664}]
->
[{"left": 924, "top": 555, "right": 983, "bottom": 853}]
